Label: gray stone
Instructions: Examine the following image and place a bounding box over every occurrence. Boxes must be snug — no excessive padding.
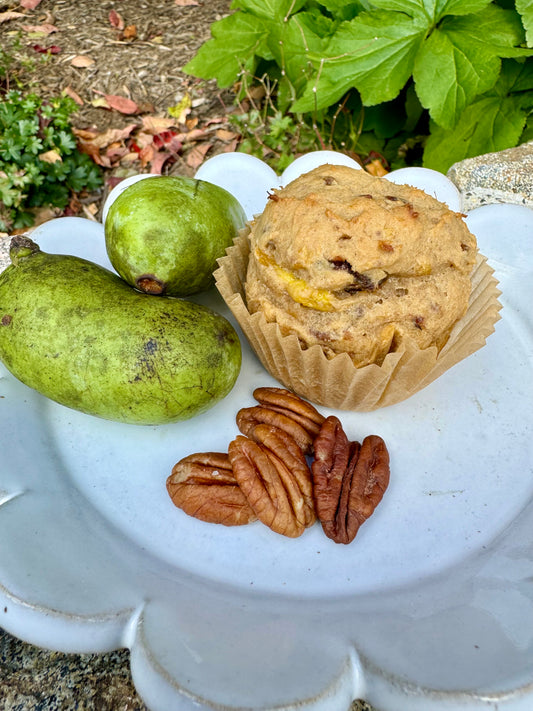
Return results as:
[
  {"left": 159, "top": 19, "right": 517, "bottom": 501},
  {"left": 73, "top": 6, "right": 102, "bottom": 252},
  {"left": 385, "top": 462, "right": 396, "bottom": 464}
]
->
[
  {"left": 447, "top": 141, "right": 533, "bottom": 212},
  {"left": 0, "top": 235, "right": 10, "bottom": 273}
]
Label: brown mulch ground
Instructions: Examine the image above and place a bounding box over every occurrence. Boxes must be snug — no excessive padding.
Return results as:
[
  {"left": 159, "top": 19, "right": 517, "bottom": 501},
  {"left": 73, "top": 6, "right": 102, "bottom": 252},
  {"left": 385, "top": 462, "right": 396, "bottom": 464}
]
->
[{"left": 1, "top": 0, "right": 240, "bottom": 226}]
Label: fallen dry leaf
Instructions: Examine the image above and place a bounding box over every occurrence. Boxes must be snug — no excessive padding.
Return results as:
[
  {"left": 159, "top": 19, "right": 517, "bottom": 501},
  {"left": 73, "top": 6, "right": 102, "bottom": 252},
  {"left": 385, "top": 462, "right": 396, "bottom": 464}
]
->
[
  {"left": 119, "top": 152, "right": 141, "bottom": 165},
  {"left": 63, "top": 86, "right": 84, "bottom": 105},
  {"left": 82, "top": 204, "right": 99, "bottom": 221},
  {"left": 73, "top": 124, "right": 137, "bottom": 150},
  {"left": 175, "top": 0, "right": 199, "bottom": 5},
  {"left": 109, "top": 10, "right": 124, "bottom": 29},
  {"left": 122, "top": 24, "right": 137, "bottom": 40},
  {"left": 39, "top": 149, "right": 62, "bottom": 163},
  {"left": 91, "top": 97, "right": 111, "bottom": 109},
  {"left": 150, "top": 150, "right": 178, "bottom": 174},
  {"left": 139, "top": 145, "right": 155, "bottom": 169},
  {"left": 0, "top": 11, "right": 25, "bottom": 23},
  {"left": 141, "top": 115, "right": 178, "bottom": 134},
  {"left": 364, "top": 158, "right": 388, "bottom": 177},
  {"left": 72, "top": 127, "right": 99, "bottom": 141},
  {"left": 93, "top": 91, "right": 139, "bottom": 114},
  {"left": 222, "top": 138, "right": 239, "bottom": 153},
  {"left": 186, "top": 142, "right": 211, "bottom": 170},
  {"left": 70, "top": 55, "right": 95, "bottom": 68},
  {"left": 216, "top": 128, "right": 238, "bottom": 142},
  {"left": 20, "top": 0, "right": 43, "bottom": 8},
  {"left": 22, "top": 23, "right": 58, "bottom": 34},
  {"left": 168, "top": 94, "right": 192, "bottom": 122}
]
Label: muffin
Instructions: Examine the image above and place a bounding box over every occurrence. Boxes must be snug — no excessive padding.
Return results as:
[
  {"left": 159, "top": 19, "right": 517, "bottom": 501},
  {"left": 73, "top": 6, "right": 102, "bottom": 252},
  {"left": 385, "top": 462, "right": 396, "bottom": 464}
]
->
[
  {"left": 215, "top": 164, "right": 501, "bottom": 410},
  {"left": 245, "top": 164, "right": 477, "bottom": 367}
]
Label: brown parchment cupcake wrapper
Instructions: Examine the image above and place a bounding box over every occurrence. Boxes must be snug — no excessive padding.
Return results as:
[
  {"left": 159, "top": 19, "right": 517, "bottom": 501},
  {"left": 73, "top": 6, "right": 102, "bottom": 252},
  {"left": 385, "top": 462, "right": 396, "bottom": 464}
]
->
[{"left": 214, "top": 227, "right": 502, "bottom": 411}]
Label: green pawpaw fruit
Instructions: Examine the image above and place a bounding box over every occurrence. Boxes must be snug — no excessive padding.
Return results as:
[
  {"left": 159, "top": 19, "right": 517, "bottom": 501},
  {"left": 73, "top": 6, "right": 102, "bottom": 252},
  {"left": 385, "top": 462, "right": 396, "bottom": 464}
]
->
[
  {"left": 104, "top": 175, "right": 247, "bottom": 296},
  {"left": 0, "top": 237, "right": 241, "bottom": 425}
]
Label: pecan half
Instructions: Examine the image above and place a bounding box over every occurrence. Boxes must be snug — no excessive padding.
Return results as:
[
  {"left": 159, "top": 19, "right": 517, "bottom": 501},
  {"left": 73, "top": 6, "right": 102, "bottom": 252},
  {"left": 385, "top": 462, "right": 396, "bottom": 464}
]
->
[
  {"left": 311, "top": 416, "right": 390, "bottom": 544},
  {"left": 236, "top": 405, "right": 316, "bottom": 455},
  {"left": 228, "top": 434, "right": 312, "bottom": 537},
  {"left": 167, "top": 452, "right": 257, "bottom": 526},
  {"left": 237, "top": 387, "right": 325, "bottom": 455},
  {"left": 253, "top": 387, "right": 325, "bottom": 439},
  {"left": 251, "top": 424, "right": 316, "bottom": 528}
]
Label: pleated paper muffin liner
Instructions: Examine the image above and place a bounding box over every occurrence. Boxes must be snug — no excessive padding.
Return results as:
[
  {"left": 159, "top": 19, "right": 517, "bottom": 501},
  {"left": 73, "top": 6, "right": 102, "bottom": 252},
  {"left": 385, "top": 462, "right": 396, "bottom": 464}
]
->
[{"left": 214, "top": 227, "right": 502, "bottom": 411}]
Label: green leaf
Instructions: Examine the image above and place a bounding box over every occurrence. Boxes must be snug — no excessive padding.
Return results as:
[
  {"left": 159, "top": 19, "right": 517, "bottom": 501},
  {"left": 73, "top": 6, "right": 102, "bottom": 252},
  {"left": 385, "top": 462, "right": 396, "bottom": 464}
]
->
[
  {"left": 520, "top": 113, "right": 533, "bottom": 142},
  {"left": 363, "top": 100, "right": 406, "bottom": 138},
  {"left": 315, "top": 0, "right": 367, "bottom": 21},
  {"left": 413, "top": 28, "right": 500, "bottom": 129},
  {"left": 496, "top": 57, "right": 533, "bottom": 94},
  {"left": 183, "top": 12, "right": 269, "bottom": 87},
  {"left": 423, "top": 94, "right": 527, "bottom": 172},
  {"left": 431, "top": 0, "right": 493, "bottom": 19},
  {"left": 442, "top": 6, "right": 530, "bottom": 59},
  {"left": 364, "top": 0, "right": 491, "bottom": 22},
  {"left": 292, "top": 10, "right": 427, "bottom": 112},
  {"left": 516, "top": 0, "right": 533, "bottom": 47},
  {"left": 413, "top": 7, "right": 529, "bottom": 129},
  {"left": 231, "top": 0, "right": 306, "bottom": 21},
  {"left": 267, "top": 10, "right": 330, "bottom": 93},
  {"left": 56, "top": 130, "right": 76, "bottom": 153}
]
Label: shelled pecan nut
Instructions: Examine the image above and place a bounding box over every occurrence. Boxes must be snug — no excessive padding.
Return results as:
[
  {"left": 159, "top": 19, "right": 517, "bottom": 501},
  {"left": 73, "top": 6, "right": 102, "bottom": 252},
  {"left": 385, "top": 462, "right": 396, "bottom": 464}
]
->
[
  {"left": 311, "top": 416, "right": 390, "bottom": 544},
  {"left": 253, "top": 387, "right": 325, "bottom": 439},
  {"left": 228, "top": 434, "right": 312, "bottom": 538},
  {"left": 236, "top": 404, "right": 316, "bottom": 455},
  {"left": 167, "top": 452, "right": 257, "bottom": 526},
  {"left": 251, "top": 424, "right": 316, "bottom": 528}
]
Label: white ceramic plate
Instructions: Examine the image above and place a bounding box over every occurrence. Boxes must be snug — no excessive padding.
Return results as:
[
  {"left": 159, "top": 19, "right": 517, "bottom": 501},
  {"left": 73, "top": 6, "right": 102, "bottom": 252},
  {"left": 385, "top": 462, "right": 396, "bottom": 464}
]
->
[{"left": 1, "top": 154, "right": 532, "bottom": 711}]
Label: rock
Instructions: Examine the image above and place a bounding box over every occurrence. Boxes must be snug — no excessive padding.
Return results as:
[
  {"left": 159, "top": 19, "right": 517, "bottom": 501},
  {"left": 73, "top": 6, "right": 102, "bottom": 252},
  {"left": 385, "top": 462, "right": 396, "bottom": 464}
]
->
[{"left": 447, "top": 142, "right": 533, "bottom": 212}]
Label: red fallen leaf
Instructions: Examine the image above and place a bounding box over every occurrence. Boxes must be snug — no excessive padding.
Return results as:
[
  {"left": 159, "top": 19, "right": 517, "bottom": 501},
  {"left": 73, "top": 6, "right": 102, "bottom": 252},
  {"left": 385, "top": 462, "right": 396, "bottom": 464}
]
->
[
  {"left": 20, "top": 0, "right": 43, "bottom": 8},
  {"left": 92, "top": 90, "right": 138, "bottom": 114},
  {"left": 31, "top": 44, "right": 61, "bottom": 54},
  {"left": 109, "top": 10, "right": 124, "bottom": 29},
  {"left": 152, "top": 130, "right": 178, "bottom": 148}
]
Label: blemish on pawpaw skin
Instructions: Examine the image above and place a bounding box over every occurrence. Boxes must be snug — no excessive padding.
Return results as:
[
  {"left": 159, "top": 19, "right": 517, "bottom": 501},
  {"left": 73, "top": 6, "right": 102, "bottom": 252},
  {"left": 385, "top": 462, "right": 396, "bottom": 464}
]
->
[
  {"left": 144, "top": 339, "right": 158, "bottom": 354},
  {"left": 136, "top": 275, "right": 165, "bottom": 294},
  {"left": 1, "top": 315, "right": 12, "bottom": 326},
  {"left": 216, "top": 330, "right": 231, "bottom": 345}
]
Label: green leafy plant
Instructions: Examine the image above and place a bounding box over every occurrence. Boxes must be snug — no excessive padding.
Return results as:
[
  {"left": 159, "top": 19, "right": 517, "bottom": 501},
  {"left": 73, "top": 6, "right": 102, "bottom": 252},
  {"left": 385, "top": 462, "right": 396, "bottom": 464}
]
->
[
  {"left": 0, "top": 90, "right": 103, "bottom": 232},
  {"left": 184, "top": 0, "right": 533, "bottom": 173}
]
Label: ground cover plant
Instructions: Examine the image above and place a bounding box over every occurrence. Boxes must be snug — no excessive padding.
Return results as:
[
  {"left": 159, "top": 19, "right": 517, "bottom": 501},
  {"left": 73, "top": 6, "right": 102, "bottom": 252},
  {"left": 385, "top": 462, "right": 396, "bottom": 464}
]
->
[
  {"left": 0, "top": 88, "right": 103, "bottom": 232},
  {"left": 184, "top": 0, "right": 533, "bottom": 173}
]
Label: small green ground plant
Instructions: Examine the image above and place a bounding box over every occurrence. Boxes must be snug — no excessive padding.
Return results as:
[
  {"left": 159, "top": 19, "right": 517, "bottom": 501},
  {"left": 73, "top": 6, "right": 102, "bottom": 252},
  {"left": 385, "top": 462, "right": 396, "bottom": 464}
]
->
[
  {"left": 0, "top": 89, "right": 103, "bottom": 232},
  {"left": 184, "top": 0, "right": 533, "bottom": 173}
]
